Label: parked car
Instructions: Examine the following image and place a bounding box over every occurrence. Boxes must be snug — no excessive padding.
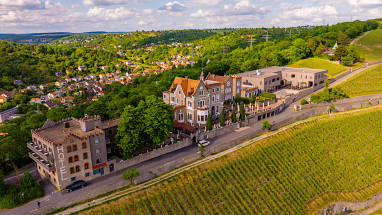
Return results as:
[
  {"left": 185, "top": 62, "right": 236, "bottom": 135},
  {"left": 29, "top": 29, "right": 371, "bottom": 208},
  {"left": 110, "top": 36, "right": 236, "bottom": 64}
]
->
[
  {"left": 65, "top": 180, "right": 86, "bottom": 192},
  {"left": 198, "top": 140, "right": 211, "bottom": 147}
]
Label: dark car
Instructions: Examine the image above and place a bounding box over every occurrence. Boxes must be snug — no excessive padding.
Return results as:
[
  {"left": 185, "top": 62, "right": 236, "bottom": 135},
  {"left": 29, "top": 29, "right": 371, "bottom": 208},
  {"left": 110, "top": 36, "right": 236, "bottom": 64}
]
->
[{"left": 65, "top": 180, "right": 86, "bottom": 192}]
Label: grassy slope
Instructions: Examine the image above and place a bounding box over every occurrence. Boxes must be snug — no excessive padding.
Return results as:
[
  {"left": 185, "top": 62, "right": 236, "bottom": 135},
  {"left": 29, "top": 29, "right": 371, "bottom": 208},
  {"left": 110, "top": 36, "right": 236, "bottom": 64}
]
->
[
  {"left": 338, "top": 64, "right": 382, "bottom": 97},
  {"left": 81, "top": 106, "right": 382, "bottom": 215},
  {"left": 289, "top": 58, "right": 347, "bottom": 79},
  {"left": 354, "top": 29, "right": 382, "bottom": 62}
]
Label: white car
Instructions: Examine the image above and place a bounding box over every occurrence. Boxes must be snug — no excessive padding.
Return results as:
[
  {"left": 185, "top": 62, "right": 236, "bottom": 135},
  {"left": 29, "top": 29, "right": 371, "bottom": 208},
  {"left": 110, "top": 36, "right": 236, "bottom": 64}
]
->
[{"left": 198, "top": 140, "right": 210, "bottom": 147}]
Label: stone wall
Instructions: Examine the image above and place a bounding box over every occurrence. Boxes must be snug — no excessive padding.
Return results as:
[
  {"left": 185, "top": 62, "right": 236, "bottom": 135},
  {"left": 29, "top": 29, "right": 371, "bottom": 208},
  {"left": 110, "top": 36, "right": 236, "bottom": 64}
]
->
[{"left": 114, "top": 138, "right": 193, "bottom": 171}]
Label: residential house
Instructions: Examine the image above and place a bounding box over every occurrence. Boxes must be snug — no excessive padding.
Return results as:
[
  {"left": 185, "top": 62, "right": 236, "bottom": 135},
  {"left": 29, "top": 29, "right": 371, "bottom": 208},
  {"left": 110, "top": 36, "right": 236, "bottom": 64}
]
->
[
  {"left": 55, "top": 71, "right": 64, "bottom": 77},
  {"left": 0, "top": 96, "right": 7, "bottom": 104},
  {"left": 78, "top": 65, "right": 86, "bottom": 71},
  {"left": 40, "top": 95, "right": 50, "bottom": 103},
  {"left": 55, "top": 80, "right": 67, "bottom": 87},
  {"left": 1, "top": 91, "right": 12, "bottom": 99},
  {"left": 61, "top": 96, "right": 75, "bottom": 104},
  {"left": 101, "top": 66, "right": 109, "bottom": 71},
  {"left": 0, "top": 106, "right": 19, "bottom": 123},
  {"left": 44, "top": 101, "right": 59, "bottom": 110},
  {"left": 14, "top": 80, "right": 23, "bottom": 85},
  {"left": 30, "top": 98, "right": 42, "bottom": 104}
]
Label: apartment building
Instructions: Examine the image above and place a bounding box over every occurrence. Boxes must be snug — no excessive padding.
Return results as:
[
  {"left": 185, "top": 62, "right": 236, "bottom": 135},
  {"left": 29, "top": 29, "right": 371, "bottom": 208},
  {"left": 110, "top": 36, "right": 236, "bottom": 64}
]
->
[
  {"left": 238, "top": 66, "right": 328, "bottom": 93},
  {"left": 28, "top": 116, "right": 120, "bottom": 190},
  {"left": 163, "top": 73, "right": 242, "bottom": 127}
]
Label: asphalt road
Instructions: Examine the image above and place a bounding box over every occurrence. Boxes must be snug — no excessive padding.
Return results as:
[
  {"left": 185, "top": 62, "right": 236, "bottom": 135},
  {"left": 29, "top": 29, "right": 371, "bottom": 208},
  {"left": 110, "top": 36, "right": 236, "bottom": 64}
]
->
[{"left": 2, "top": 62, "right": 380, "bottom": 215}]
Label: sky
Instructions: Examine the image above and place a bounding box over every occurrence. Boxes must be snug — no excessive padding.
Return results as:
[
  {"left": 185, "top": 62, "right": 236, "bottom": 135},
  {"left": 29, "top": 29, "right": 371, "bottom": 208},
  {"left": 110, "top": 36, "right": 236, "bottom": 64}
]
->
[{"left": 0, "top": 0, "right": 381, "bottom": 33}]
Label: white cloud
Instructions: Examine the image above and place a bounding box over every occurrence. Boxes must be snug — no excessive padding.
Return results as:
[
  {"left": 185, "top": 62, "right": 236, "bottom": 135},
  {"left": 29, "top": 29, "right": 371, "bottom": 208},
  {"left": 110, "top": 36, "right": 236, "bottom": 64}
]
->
[
  {"left": 158, "top": 1, "right": 186, "bottom": 12},
  {"left": 189, "top": 0, "right": 223, "bottom": 6},
  {"left": 280, "top": 5, "right": 338, "bottom": 20},
  {"left": 86, "top": 7, "right": 136, "bottom": 20},
  {"left": 83, "top": 0, "right": 146, "bottom": 6},
  {"left": 0, "top": 0, "right": 42, "bottom": 10},
  {"left": 190, "top": 9, "right": 213, "bottom": 18},
  {"left": 223, "top": 0, "right": 269, "bottom": 16},
  {"left": 348, "top": 0, "right": 382, "bottom": 7}
]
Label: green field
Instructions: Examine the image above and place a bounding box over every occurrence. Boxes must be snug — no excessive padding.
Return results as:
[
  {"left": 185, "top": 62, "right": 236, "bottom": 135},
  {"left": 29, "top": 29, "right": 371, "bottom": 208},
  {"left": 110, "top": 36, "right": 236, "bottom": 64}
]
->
[
  {"left": 289, "top": 58, "right": 347, "bottom": 79},
  {"left": 338, "top": 64, "right": 382, "bottom": 97},
  {"left": 81, "top": 106, "right": 382, "bottom": 215},
  {"left": 354, "top": 30, "right": 382, "bottom": 62}
]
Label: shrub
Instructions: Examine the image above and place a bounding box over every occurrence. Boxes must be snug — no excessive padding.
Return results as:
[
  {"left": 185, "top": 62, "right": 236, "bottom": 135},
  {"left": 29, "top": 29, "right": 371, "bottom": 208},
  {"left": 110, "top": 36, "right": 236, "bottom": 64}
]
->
[
  {"left": 231, "top": 109, "right": 237, "bottom": 123},
  {"left": 301, "top": 99, "right": 308, "bottom": 105},
  {"left": 220, "top": 112, "right": 225, "bottom": 127},
  {"left": 262, "top": 120, "right": 271, "bottom": 130},
  {"left": 206, "top": 114, "right": 212, "bottom": 131}
]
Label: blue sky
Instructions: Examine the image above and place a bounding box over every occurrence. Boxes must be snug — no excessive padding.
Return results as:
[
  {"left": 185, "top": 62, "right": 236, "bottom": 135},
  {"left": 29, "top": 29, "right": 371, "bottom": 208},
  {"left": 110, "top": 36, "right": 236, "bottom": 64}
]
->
[{"left": 0, "top": 0, "right": 381, "bottom": 33}]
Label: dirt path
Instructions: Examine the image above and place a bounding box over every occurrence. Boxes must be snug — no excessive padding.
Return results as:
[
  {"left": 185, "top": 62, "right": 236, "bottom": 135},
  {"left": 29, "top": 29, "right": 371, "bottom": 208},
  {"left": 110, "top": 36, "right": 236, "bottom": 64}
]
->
[{"left": 350, "top": 31, "right": 371, "bottom": 45}]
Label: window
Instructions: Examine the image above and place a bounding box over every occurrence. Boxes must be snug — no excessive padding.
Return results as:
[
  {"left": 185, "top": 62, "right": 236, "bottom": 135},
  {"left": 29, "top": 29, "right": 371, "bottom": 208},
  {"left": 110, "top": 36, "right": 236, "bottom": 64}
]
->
[
  {"left": 237, "top": 81, "right": 240, "bottom": 86},
  {"left": 83, "top": 152, "right": 88, "bottom": 159},
  {"left": 96, "top": 149, "right": 100, "bottom": 154},
  {"left": 85, "top": 172, "right": 90, "bottom": 177},
  {"left": 171, "top": 97, "right": 174, "bottom": 102},
  {"left": 260, "top": 81, "right": 262, "bottom": 85},
  {"left": 291, "top": 74, "right": 295, "bottom": 78},
  {"left": 67, "top": 146, "right": 72, "bottom": 153},
  {"left": 212, "top": 88, "right": 215, "bottom": 93},
  {"left": 237, "top": 89, "right": 240, "bottom": 94},
  {"left": 216, "top": 94, "right": 219, "bottom": 101},
  {"left": 70, "top": 167, "right": 75, "bottom": 174},
  {"left": 82, "top": 142, "right": 87, "bottom": 149},
  {"left": 75, "top": 166, "right": 80, "bottom": 172},
  {"left": 72, "top": 144, "right": 77, "bottom": 151},
  {"left": 217, "top": 87, "right": 220, "bottom": 92},
  {"left": 178, "top": 113, "right": 184, "bottom": 121},
  {"left": 198, "top": 100, "right": 205, "bottom": 107},
  {"left": 217, "top": 106, "right": 219, "bottom": 113},
  {"left": 199, "top": 90, "right": 204, "bottom": 96},
  {"left": 212, "top": 96, "right": 215, "bottom": 102},
  {"left": 71, "top": 177, "right": 76, "bottom": 181},
  {"left": 176, "top": 98, "right": 179, "bottom": 104},
  {"left": 68, "top": 157, "right": 73, "bottom": 163},
  {"left": 227, "top": 81, "right": 230, "bottom": 86},
  {"left": 94, "top": 139, "right": 99, "bottom": 145},
  {"left": 181, "top": 99, "right": 184, "bottom": 105},
  {"left": 96, "top": 158, "right": 101, "bottom": 164},
  {"left": 188, "top": 101, "right": 192, "bottom": 107},
  {"left": 74, "top": 155, "right": 79, "bottom": 162},
  {"left": 277, "top": 77, "right": 280, "bottom": 80},
  {"left": 85, "top": 163, "right": 89, "bottom": 169},
  {"left": 178, "top": 90, "right": 181, "bottom": 94},
  {"left": 188, "top": 113, "right": 192, "bottom": 120},
  {"left": 163, "top": 95, "right": 166, "bottom": 99},
  {"left": 272, "top": 79, "right": 275, "bottom": 82},
  {"left": 201, "top": 115, "right": 204, "bottom": 121}
]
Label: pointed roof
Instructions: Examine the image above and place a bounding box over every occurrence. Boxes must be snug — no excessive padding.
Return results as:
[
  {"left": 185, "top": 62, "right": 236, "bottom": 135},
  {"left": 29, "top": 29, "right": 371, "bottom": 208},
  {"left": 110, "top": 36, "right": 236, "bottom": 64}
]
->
[
  {"left": 205, "top": 72, "right": 230, "bottom": 83},
  {"left": 169, "top": 77, "right": 200, "bottom": 97}
]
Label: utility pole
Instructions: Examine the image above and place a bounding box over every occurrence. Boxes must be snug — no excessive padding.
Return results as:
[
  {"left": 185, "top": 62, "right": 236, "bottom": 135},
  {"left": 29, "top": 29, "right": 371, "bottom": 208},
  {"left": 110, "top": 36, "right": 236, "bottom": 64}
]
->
[
  {"left": 247, "top": 35, "right": 256, "bottom": 49},
  {"left": 263, "top": 30, "right": 271, "bottom": 42}
]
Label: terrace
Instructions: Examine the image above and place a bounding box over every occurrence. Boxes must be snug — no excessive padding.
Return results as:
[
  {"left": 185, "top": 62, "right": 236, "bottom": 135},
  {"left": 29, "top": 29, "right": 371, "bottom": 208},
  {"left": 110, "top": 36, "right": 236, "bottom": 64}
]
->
[
  {"left": 29, "top": 152, "right": 55, "bottom": 172},
  {"left": 27, "top": 142, "right": 54, "bottom": 162}
]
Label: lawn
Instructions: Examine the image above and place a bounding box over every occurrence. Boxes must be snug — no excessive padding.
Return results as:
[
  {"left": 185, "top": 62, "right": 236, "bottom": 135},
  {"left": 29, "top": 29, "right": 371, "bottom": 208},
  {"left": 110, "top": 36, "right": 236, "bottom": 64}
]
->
[
  {"left": 80, "top": 106, "right": 382, "bottom": 215},
  {"left": 289, "top": 58, "right": 348, "bottom": 79},
  {"left": 338, "top": 64, "right": 382, "bottom": 97},
  {"left": 354, "top": 29, "right": 382, "bottom": 62}
]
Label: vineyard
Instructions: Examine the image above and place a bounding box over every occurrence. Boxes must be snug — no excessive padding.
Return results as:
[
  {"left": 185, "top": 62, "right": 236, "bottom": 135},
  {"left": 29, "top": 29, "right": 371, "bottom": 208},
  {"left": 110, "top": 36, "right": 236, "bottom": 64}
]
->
[
  {"left": 80, "top": 106, "right": 382, "bottom": 215},
  {"left": 289, "top": 58, "right": 347, "bottom": 79},
  {"left": 338, "top": 64, "right": 382, "bottom": 97},
  {"left": 354, "top": 29, "right": 382, "bottom": 62}
]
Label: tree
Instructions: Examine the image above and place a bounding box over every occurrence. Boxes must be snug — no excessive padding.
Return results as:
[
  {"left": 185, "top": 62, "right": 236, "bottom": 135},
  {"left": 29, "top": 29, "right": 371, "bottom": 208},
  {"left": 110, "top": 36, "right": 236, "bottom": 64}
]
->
[
  {"left": 206, "top": 114, "right": 212, "bottom": 131},
  {"left": 334, "top": 45, "right": 348, "bottom": 61},
  {"left": 330, "top": 103, "right": 335, "bottom": 112},
  {"left": 239, "top": 103, "right": 245, "bottom": 121},
  {"left": 122, "top": 168, "right": 139, "bottom": 184},
  {"left": 220, "top": 112, "right": 225, "bottom": 127},
  {"left": 262, "top": 120, "right": 271, "bottom": 130},
  {"left": 21, "top": 171, "right": 35, "bottom": 189},
  {"left": 231, "top": 109, "right": 237, "bottom": 123},
  {"left": 338, "top": 32, "right": 351, "bottom": 46},
  {"left": 46, "top": 107, "right": 70, "bottom": 122},
  {"left": 341, "top": 55, "right": 353, "bottom": 66},
  {"left": 300, "top": 99, "right": 308, "bottom": 105},
  {"left": 0, "top": 171, "right": 5, "bottom": 196},
  {"left": 116, "top": 96, "right": 174, "bottom": 158},
  {"left": 199, "top": 144, "right": 206, "bottom": 158}
]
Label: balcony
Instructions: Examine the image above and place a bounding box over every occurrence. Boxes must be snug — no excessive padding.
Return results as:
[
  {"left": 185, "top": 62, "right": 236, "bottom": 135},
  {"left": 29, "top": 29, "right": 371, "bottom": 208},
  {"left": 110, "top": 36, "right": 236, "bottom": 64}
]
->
[
  {"left": 29, "top": 152, "right": 55, "bottom": 172},
  {"left": 27, "top": 142, "right": 54, "bottom": 162}
]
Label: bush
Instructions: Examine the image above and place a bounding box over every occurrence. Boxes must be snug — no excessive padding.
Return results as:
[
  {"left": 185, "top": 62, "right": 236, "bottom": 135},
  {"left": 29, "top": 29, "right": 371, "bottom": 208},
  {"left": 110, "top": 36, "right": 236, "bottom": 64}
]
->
[
  {"left": 300, "top": 99, "right": 308, "bottom": 105},
  {"left": 262, "top": 120, "right": 271, "bottom": 130}
]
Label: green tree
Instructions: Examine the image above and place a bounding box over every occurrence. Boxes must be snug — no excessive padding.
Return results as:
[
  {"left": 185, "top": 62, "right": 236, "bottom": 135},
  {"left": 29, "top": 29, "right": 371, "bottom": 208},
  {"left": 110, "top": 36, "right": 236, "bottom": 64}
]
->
[
  {"left": 334, "top": 45, "right": 348, "bottom": 61},
  {"left": 21, "top": 171, "right": 35, "bottom": 189},
  {"left": 239, "top": 103, "right": 245, "bottom": 121},
  {"left": 231, "top": 109, "right": 237, "bottom": 123},
  {"left": 0, "top": 171, "right": 5, "bottom": 196},
  {"left": 300, "top": 99, "right": 308, "bottom": 105},
  {"left": 330, "top": 103, "right": 335, "bottom": 112},
  {"left": 220, "top": 112, "right": 225, "bottom": 127},
  {"left": 122, "top": 168, "right": 140, "bottom": 184},
  {"left": 262, "top": 120, "right": 271, "bottom": 130},
  {"left": 206, "top": 114, "right": 212, "bottom": 131},
  {"left": 46, "top": 107, "right": 70, "bottom": 122}
]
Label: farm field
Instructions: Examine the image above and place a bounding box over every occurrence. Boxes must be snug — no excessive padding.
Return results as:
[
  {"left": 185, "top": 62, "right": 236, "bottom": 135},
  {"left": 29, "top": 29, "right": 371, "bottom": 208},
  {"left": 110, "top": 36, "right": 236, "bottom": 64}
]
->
[
  {"left": 354, "top": 29, "right": 382, "bottom": 62},
  {"left": 289, "top": 58, "right": 347, "bottom": 79},
  {"left": 338, "top": 64, "right": 382, "bottom": 97},
  {"left": 80, "top": 106, "right": 382, "bottom": 215}
]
